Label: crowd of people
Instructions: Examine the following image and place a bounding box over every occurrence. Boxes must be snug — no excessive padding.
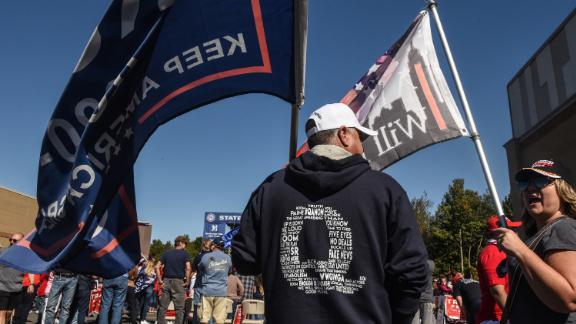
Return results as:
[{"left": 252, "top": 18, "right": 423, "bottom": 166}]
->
[
  {"left": 0, "top": 235, "right": 264, "bottom": 324},
  {"left": 1, "top": 103, "right": 576, "bottom": 324}
]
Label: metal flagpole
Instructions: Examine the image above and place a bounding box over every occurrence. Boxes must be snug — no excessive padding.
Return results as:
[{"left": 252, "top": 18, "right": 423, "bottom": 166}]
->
[
  {"left": 426, "top": 0, "right": 506, "bottom": 224},
  {"left": 290, "top": 0, "right": 308, "bottom": 161},
  {"left": 289, "top": 103, "right": 300, "bottom": 160}
]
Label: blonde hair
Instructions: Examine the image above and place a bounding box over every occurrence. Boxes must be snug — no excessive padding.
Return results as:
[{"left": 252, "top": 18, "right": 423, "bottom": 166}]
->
[
  {"left": 555, "top": 178, "right": 576, "bottom": 217},
  {"left": 144, "top": 259, "right": 156, "bottom": 276},
  {"left": 201, "top": 239, "right": 213, "bottom": 252}
]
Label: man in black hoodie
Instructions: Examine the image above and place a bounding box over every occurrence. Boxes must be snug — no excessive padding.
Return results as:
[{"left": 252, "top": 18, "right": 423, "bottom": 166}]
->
[{"left": 232, "top": 103, "right": 429, "bottom": 324}]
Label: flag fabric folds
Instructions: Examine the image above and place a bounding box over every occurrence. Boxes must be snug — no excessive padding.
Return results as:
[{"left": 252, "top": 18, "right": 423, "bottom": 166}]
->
[
  {"left": 341, "top": 11, "right": 468, "bottom": 170},
  {"left": 0, "top": 0, "right": 307, "bottom": 277}
]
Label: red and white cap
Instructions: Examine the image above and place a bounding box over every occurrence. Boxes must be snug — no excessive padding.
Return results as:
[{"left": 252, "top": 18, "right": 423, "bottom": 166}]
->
[
  {"left": 515, "top": 159, "right": 567, "bottom": 181},
  {"left": 486, "top": 215, "right": 522, "bottom": 230}
]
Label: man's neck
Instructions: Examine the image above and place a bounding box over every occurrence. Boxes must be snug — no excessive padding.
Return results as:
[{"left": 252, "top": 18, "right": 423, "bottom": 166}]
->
[{"left": 311, "top": 144, "right": 353, "bottom": 160}]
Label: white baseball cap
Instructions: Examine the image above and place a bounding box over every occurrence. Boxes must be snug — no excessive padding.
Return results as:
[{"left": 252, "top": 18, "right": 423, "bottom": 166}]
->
[{"left": 306, "top": 103, "right": 378, "bottom": 139}]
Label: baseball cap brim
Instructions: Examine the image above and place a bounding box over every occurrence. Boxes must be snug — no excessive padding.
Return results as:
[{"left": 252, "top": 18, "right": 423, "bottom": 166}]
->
[
  {"left": 306, "top": 103, "right": 378, "bottom": 140},
  {"left": 515, "top": 168, "right": 562, "bottom": 181},
  {"left": 356, "top": 125, "right": 378, "bottom": 139},
  {"left": 504, "top": 218, "right": 523, "bottom": 228}
]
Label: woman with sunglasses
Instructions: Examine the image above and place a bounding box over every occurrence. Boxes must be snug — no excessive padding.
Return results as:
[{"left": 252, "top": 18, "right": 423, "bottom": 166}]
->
[{"left": 494, "top": 159, "right": 576, "bottom": 323}]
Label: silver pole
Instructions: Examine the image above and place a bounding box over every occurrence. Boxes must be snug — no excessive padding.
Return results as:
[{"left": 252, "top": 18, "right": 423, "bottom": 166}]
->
[
  {"left": 290, "top": 0, "right": 307, "bottom": 161},
  {"left": 427, "top": 0, "right": 506, "bottom": 221},
  {"left": 289, "top": 103, "right": 300, "bottom": 161}
]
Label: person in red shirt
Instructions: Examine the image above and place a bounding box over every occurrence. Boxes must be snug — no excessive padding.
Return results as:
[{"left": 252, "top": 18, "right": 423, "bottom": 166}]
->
[
  {"left": 438, "top": 275, "right": 452, "bottom": 295},
  {"left": 476, "top": 215, "right": 521, "bottom": 324}
]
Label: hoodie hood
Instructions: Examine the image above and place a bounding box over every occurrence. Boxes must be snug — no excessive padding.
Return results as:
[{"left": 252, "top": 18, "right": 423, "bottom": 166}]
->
[{"left": 286, "top": 151, "right": 370, "bottom": 197}]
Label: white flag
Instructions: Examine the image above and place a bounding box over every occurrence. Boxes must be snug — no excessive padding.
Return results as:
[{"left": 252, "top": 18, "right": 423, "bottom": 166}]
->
[{"left": 341, "top": 11, "right": 468, "bottom": 170}]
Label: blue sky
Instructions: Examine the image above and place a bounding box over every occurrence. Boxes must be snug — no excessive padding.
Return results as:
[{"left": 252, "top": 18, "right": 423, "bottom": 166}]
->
[{"left": 0, "top": 1, "right": 574, "bottom": 242}]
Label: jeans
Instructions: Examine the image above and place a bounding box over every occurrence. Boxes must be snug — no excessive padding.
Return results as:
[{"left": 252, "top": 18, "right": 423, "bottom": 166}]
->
[
  {"left": 68, "top": 275, "right": 91, "bottom": 324},
  {"left": 157, "top": 278, "right": 185, "bottom": 324},
  {"left": 191, "top": 289, "right": 202, "bottom": 324},
  {"left": 97, "top": 274, "right": 128, "bottom": 324},
  {"left": 411, "top": 302, "right": 435, "bottom": 324},
  {"left": 35, "top": 297, "right": 46, "bottom": 324},
  {"left": 44, "top": 275, "right": 78, "bottom": 324},
  {"left": 137, "top": 286, "right": 153, "bottom": 321}
]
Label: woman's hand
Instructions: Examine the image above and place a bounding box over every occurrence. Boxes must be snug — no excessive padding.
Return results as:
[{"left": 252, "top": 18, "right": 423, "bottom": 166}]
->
[{"left": 492, "top": 227, "right": 529, "bottom": 258}]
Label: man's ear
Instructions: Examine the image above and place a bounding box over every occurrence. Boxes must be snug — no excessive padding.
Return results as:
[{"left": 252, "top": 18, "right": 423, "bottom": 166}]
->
[{"left": 337, "top": 126, "right": 352, "bottom": 147}]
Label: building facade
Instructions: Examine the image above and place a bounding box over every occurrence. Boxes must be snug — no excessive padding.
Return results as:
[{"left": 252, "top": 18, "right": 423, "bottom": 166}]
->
[
  {"left": 505, "top": 9, "right": 576, "bottom": 214},
  {"left": 0, "top": 187, "right": 37, "bottom": 247},
  {"left": 0, "top": 186, "right": 153, "bottom": 253}
]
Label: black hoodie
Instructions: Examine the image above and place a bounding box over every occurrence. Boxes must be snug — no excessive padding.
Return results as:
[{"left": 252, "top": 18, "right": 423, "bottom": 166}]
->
[{"left": 232, "top": 152, "right": 428, "bottom": 323}]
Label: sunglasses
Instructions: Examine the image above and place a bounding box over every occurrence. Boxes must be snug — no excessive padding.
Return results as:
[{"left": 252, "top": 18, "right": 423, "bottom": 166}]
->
[
  {"left": 9, "top": 238, "right": 19, "bottom": 243},
  {"left": 517, "top": 176, "right": 554, "bottom": 191}
]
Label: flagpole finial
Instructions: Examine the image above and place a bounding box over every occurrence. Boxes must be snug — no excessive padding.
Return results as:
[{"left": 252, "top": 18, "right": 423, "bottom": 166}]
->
[{"left": 426, "top": 0, "right": 438, "bottom": 9}]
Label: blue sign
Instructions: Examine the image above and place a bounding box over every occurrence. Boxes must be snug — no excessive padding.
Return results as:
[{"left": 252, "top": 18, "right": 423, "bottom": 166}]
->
[
  {"left": 203, "top": 212, "right": 242, "bottom": 240},
  {"left": 0, "top": 0, "right": 306, "bottom": 277}
]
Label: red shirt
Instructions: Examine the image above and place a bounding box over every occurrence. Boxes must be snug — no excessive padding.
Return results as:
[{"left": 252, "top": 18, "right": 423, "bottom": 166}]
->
[
  {"left": 22, "top": 273, "right": 41, "bottom": 287},
  {"left": 36, "top": 274, "right": 50, "bottom": 297},
  {"left": 476, "top": 241, "right": 508, "bottom": 322}
]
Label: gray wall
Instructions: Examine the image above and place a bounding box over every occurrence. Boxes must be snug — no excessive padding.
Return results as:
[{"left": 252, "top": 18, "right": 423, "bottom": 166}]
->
[{"left": 508, "top": 10, "right": 576, "bottom": 138}]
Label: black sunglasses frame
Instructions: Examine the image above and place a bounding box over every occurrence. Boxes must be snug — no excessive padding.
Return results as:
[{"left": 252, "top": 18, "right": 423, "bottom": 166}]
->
[{"left": 517, "top": 176, "right": 555, "bottom": 191}]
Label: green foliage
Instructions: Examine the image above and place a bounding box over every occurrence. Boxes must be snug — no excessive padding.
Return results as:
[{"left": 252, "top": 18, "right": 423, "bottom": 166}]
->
[
  {"left": 149, "top": 239, "right": 173, "bottom": 260},
  {"left": 502, "top": 194, "right": 514, "bottom": 216},
  {"left": 426, "top": 179, "right": 497, "bottom": 275},
  {"left": 411, "top": 192, "right": 433, "bottom": 245},
  {"left": 186, "top": 236, "right": 204, "bottom": 258},
  {"left": 148, "top": 236, "right": 203, "bottom": 260}
]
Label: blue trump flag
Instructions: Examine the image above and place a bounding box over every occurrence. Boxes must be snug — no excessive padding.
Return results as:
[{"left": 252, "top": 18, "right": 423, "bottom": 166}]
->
[
  {"left": 223, "top": 227, "right": 241, "bottom": 248},
  {"left": 0, "top": 0, "right": 307, "bottom": 277}
]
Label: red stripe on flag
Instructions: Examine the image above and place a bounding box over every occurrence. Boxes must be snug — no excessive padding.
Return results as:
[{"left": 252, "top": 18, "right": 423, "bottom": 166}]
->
[
  {"left": 90, "top": 223, "right": 138, "bottom": 259},
  {"left": 251, "top": 0, "right": 271, "bottom": 70},
  {"left": 414, "top": 63, "right": 446, "bottom": 130},
  {"left": 118, "top": 185, "right": 137, "bottom": 222},
  {"left": 138, "top": 0, "right": 272, "bottom": 124},
  {"left": 91, "top": 185, "right": 138, "bottom": 258},
  {"left": 20, "top": 223, "right": 85, "bottom": 257}
]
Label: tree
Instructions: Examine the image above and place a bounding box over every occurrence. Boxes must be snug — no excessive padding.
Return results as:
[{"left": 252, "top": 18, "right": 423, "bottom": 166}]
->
[
  {"left": 502, "top": 194, "right": 515, "bottom": 217},
  {"left": 186, "top": 236, "right": 204, "bottom": 258},
  {"left": 428, "top": 179, "right": 496, "bottom": 274},
  {"left": 149, "top": 239, "right": 173, "bottom": 259},
  {"left": 411, "top": 192, "right": 433, "bottom": 245},
  {"left": 148, "top": 236, "right": 204, "bottom": 260}
]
